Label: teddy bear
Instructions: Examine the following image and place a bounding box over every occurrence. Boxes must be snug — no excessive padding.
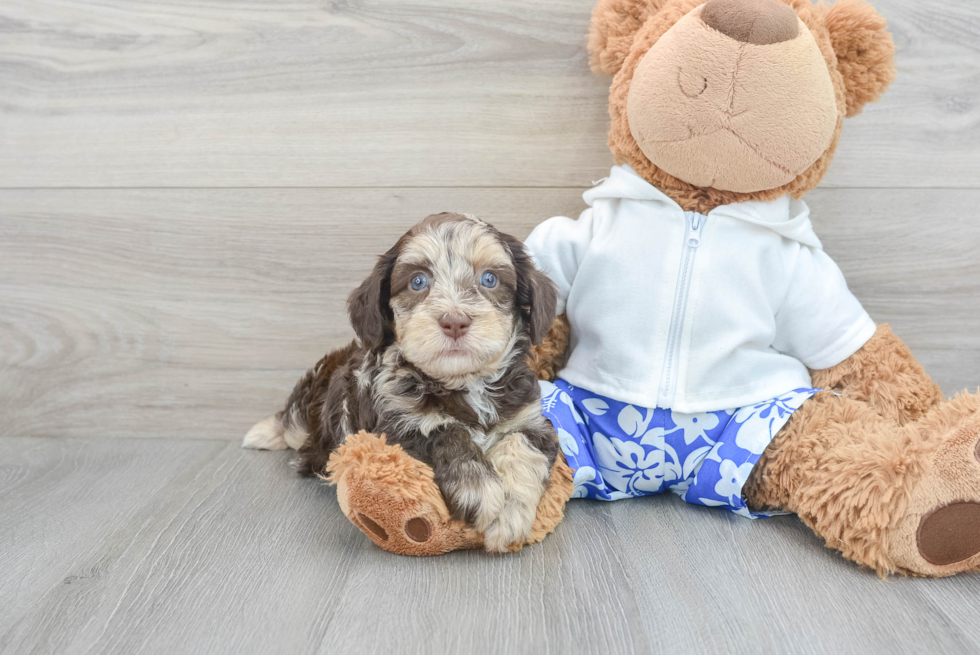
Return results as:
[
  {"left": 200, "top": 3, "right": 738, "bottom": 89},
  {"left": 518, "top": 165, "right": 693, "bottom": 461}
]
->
[{"left": 326, "top": 0, "right": 980, "bottom": 577}]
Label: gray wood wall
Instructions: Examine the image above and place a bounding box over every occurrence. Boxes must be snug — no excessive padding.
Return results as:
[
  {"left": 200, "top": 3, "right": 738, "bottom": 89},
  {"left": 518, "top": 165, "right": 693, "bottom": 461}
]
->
[{"left": 2, "top": 0, "right": 979, "bottom": 441}]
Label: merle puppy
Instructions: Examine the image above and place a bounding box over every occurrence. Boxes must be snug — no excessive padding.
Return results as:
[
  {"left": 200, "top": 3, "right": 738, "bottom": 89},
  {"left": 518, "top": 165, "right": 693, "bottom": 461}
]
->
[{"left": 244, "top": 213, "right": 560, "bottom": 551}]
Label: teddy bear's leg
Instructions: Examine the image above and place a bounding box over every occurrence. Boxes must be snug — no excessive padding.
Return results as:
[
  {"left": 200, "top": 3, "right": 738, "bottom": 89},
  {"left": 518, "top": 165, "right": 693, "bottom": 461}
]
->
[
  {"left": 325, "top": 432, "right": 482, "bottom": 556},
  {"left": 745, "top": 391, "right": 980, "bottom": 577},
  {"left": 325, "top": 431, "right": 574, "bottom": 555},
  {"left": 810, "top": 324, "right": 943, "bottom": 426}
]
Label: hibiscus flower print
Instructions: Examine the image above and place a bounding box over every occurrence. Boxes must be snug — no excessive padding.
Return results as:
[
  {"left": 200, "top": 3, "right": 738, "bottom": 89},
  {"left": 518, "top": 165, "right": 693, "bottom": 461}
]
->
[
  {"left": 616, "top": 404, "right": 653, "bottom": 438},
  {"left": 556, "top": 427, "right": 579, "bottom": 457},
  {"left": 540, "top": 379, "right": 816, "bottom": 514},
  {"left": 570, "top": 466, "right": 605, "bottom": 499},
  {"left": 733, "top": 388, "right": 818, "bottom": 454},
  {"left": 713, "top": 459, "right": 755, "bottom": 501},
  {"left": 592, "top": 432, "right": 664, "bottom": 495},
  {"left": 670, "top": 411, "right": 722, "bottom": 446}
]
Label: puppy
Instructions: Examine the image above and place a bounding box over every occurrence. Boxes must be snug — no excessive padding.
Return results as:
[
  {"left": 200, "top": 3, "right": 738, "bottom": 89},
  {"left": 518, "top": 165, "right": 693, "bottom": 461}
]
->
[{"left": 244, "top": 213, "right": 560, "bottom": 551}]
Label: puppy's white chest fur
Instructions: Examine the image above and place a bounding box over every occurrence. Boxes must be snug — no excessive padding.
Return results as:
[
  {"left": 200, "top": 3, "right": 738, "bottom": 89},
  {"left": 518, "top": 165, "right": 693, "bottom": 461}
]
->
[
  {"left": 465, "top": 381, "right": 499, "bottom": 425},
  {"left": 465, "top": 382, "right": 500, "bottom": 451}
]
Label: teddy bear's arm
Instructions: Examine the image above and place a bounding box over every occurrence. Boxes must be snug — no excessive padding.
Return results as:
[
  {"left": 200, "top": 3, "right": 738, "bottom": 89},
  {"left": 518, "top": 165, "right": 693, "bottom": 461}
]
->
[
  {"left": 810, "top": 324, "right": 944, "bottom": 426},
  {"left": 527, "top": 314, "right": 571, "bottom": 382}
]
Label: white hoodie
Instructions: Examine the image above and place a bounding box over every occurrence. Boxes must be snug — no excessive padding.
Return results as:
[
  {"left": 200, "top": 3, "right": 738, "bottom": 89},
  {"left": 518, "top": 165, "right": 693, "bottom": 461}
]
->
[{"left": 524, "top": 165, "right": 876, "bottom": 413}]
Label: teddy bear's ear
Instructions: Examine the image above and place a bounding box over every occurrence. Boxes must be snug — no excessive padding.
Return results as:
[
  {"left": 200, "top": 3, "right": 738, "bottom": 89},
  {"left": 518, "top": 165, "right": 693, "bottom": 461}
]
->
[
  {"left": 588, "top": 0, "right": 667, "bottom": 76},
  {"left": 825, "top": 0, "right": 897, "bottom": 117}
]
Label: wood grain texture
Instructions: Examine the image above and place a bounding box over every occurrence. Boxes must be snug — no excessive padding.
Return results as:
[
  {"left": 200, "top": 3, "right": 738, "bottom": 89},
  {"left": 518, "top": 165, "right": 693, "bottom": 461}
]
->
[
  {"left": 609, "top": 494, "right": 980, "bottom": 654},
  {"left": 3, "top": 0, "right": 979, "bottom": 652},
  {"left": 0, "top": 0, "right": 978, "bottom": 188},
  {"left": 1, "top": 437, "right": 979, "bottom": 655},
  {"left": 2, "top": 187, "right": 978, "bottom": 441},
  {"left": 0, "top": 188, "right": 585, "bottom": 440}
]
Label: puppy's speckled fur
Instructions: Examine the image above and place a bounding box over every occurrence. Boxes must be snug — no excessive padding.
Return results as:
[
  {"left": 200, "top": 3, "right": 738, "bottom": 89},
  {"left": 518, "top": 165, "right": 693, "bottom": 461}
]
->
[{"left": 245, "top": 213, "right": 560, "bottom": 551}]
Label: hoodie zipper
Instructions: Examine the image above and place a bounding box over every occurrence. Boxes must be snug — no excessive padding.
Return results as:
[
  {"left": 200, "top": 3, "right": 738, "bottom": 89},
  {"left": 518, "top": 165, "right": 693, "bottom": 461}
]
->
[{"left": 657, "top": 212, "right": 706, "bottom": 407}]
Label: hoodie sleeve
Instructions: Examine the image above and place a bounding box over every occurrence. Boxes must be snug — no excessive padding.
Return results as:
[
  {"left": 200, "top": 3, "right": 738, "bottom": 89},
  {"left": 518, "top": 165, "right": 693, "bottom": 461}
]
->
[
  {"left": 771, "top": 245, "right": 877, "bottom": 371},
  {"left": 523, "top": 207, "right": 596, "bottom": 316}
]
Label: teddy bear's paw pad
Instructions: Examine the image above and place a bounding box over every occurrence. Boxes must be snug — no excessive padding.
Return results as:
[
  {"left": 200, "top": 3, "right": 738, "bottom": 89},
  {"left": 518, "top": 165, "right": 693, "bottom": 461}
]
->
[
  {"left": 917, "top": 502, "right": 980, "bottom": 566},
  {"left": 404, "top": 517, "right": 431, "bottom": 543},
  {"left": 356, "top": 513, "right": 389, "bottom": 542}
]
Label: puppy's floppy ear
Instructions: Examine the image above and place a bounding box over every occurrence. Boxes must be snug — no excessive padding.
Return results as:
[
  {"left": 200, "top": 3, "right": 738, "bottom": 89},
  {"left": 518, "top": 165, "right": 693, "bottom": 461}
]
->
[
  {"left": 589, "top": 0, "right": 667, "bottom": 76},
  {"left": 501, "top": 234, "right": 558, "bottom": 346},
  {"left": 347, "top": 241, "right": 400, "bottom": 350},
  {"left": 825, "top": 0, "right": 896, "bottom": 117},
  {"left": 523, "top": 265, "right": 559, "bottom": 346}
]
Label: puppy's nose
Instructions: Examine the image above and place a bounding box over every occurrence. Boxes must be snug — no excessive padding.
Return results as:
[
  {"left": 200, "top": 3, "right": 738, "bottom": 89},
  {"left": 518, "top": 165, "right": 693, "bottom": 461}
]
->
[
  {"left": 701, "top": 0, "right": 799, "bottom": 45},
  {"left": 439, "top": 314, "right": 471, "bottom": 340}
]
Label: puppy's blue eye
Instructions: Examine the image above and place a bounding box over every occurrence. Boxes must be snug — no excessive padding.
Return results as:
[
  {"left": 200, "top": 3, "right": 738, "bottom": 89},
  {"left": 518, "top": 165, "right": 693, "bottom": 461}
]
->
[
  {"left": 410, "top": 274, "right": 428, "bottom": 291},
  {"left": 480, "top": 272, "right": 498, "bottom": 288}
]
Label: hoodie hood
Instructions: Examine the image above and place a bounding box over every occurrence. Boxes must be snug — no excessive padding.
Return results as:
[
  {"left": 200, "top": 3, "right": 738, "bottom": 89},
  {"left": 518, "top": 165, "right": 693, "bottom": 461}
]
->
[{"left": 583, "top": 165, "right": 823, "bottom": 249}]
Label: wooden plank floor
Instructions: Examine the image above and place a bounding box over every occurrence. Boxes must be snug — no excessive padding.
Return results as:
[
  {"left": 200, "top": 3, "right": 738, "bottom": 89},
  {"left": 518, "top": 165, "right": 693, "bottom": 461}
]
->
[
  {"left": 3, "top": 437, "right": 980, "bottom": 655},
  {"left": 2, "top": 0, "right": 980, "bottom": 652}
]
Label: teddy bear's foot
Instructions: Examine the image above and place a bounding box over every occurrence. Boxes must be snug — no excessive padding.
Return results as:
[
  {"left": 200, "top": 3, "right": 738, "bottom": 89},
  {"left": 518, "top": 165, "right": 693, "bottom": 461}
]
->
[
  {"left": 889, "top": 394, "right": 980, "bottom": 577},
  {"left": 325, "top": 431, "right": 482, "bottom": 556},
  {"left": 325, "top": 431, "right": 575, "bottom": 555}
]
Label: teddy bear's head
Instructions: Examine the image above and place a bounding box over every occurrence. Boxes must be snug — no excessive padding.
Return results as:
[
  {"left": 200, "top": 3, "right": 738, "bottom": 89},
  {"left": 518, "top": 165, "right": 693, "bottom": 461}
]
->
[{"left": 591, "top": 0, "right": 895, "bottom": 209}]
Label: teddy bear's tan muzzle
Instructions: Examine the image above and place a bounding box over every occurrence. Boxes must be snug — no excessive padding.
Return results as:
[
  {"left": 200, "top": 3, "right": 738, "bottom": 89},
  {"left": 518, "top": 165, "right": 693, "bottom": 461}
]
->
[
  {"left": 625, "top": 0, "right": 840, "bottom": 193},
  {"left": 700, "top": 0, "right": 799, "bottom": 46}
]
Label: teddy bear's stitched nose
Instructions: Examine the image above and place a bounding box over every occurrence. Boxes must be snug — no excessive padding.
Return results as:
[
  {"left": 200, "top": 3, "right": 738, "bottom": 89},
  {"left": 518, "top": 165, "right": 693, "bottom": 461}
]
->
[{"left": 701, "top": 0, "right": 799, "bottom": 45}]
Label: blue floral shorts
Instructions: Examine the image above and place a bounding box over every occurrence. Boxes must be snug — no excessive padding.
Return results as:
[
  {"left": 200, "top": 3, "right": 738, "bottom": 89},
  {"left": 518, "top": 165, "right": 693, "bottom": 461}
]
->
[{"left": 539, "top": 380, "right": 819, "bottom": 518}]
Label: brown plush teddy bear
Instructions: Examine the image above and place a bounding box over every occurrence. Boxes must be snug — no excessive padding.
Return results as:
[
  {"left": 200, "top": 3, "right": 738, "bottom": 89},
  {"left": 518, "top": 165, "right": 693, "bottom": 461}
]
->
[{"left": 327, "top": 0, "right": 980, "bottom": 577}]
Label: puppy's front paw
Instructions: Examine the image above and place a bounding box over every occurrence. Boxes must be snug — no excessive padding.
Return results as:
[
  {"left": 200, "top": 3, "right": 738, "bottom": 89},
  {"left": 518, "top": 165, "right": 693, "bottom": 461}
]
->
[
  {"left": 483, "top": 502, "right": 537, "bottom": 553},
  {"left": 443, "top": 464, "right": 506, "bottom": 533},
  {"left": 470, "top": 477, "right": 507, "bottom": 533}
]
